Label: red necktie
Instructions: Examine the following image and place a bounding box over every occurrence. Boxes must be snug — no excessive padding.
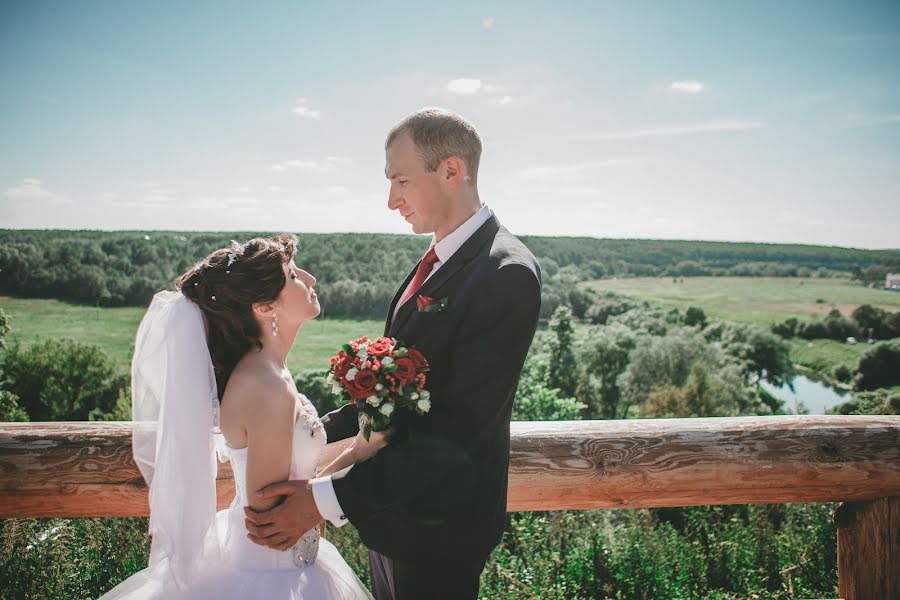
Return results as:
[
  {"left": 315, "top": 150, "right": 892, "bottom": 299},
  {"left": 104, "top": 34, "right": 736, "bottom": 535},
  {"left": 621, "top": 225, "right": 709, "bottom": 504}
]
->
[{"left": 399, "top": 246, "right": 439, "bottom": 307}]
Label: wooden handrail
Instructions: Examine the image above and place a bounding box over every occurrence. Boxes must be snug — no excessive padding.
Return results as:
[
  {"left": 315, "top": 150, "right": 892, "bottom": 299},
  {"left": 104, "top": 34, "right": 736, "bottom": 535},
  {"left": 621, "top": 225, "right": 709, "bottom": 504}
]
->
[
  {"left": 2, "top": 415, "right": 899, "bottom": 598},
  {"left": 0, "top": 415, "right": 897, "bottom": 517}
]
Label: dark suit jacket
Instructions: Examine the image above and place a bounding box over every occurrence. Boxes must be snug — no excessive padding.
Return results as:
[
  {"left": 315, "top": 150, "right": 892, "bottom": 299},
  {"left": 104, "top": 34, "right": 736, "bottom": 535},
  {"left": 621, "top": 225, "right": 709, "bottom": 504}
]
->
[{"left": 320, "top": 214, "right": 541, "bottom": 563}]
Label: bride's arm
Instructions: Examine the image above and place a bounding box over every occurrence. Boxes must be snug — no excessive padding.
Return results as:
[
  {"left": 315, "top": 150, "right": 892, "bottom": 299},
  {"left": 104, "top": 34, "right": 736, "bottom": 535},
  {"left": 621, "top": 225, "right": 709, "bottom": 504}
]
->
[
  {"left": 242, "top": 382, "right": 297, "bottom": 512},
  {"left": 316, "top": 429, "right": 392, "bottom": 477},
  {"left": 317, "top": 438, "right": 354, "bottom": 470}
]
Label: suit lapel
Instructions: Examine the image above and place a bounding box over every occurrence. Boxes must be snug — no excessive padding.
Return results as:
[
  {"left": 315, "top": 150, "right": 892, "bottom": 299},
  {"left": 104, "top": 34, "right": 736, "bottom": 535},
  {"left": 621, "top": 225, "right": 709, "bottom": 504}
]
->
[
  {"left": 384, "top": 262, "right": 419, "bottom": 335},
  {"left": 388, "top": 215, "right": 500, "bottom": 336}
]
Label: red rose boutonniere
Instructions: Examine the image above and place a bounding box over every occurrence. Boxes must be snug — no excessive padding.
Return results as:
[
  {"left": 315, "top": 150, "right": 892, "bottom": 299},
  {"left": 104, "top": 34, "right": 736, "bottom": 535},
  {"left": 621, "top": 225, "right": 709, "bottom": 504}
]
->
[{"left": 416, "top": 295, "right": 449, "bottom": 313}]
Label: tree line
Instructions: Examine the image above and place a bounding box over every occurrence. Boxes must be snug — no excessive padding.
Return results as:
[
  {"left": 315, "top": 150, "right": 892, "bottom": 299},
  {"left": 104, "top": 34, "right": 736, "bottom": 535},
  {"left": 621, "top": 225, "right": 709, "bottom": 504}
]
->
[{"left": 1, "top": 230, "right": 897, "bottom": 319}]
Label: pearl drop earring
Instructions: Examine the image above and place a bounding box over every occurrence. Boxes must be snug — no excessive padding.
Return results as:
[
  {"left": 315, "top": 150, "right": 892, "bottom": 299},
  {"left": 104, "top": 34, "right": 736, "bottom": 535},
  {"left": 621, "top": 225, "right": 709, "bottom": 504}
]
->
[{"left": 271, "top": 312, "right": 279, "bottom": 337}]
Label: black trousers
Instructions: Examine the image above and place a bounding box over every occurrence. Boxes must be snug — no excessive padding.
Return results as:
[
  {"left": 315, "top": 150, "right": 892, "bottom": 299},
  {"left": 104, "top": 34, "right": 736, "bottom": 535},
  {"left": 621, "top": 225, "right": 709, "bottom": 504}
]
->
[{"left": 368, "top": 549, "right": 489, "bottom": 600}]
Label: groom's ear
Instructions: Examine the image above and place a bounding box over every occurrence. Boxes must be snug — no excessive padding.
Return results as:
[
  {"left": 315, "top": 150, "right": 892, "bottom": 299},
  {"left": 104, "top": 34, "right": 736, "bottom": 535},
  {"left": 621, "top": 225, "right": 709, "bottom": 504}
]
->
[{"left": 442, "top": 156, "right": 465, "bottom": 186}]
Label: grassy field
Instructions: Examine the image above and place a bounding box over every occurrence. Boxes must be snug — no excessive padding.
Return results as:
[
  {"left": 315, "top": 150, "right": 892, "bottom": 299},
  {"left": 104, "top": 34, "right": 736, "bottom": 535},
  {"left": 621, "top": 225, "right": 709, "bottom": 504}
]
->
[
  {"left": 584, "top": 276, "right": 900, "bottom": 327},
  {"left": 0, "top": 296, "right": 383, "bottom": 375},
  {"left": 788, "top": 338, "right": 869, "bottom": 373},
  {"left": 583, "top": 276, "right": 900, "bottom": 373}
]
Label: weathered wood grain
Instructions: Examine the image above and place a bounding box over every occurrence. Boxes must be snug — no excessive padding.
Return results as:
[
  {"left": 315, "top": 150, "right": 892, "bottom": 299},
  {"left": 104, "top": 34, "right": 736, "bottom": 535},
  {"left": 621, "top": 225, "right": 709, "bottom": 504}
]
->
[
  {"left": 835, "top": 496, "right": 900, "bottom": 600},
  {"left": 1, "top": 416, "right": 898, "bottom": 517}
]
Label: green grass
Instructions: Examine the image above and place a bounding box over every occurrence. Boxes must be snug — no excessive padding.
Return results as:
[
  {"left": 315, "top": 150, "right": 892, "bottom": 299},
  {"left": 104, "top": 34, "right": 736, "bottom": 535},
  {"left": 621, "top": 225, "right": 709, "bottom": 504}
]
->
[
  {"left": 0, "top": 296, "right": 383, "bottom": 376},
  {"left": 584, "top": 276, "right": 900, "bottom": 327},
  {"left": 583, "top": 277, "right": 899, "bottom": 374},
  {"left": 787, "top": 338, "right": 867, "bottom": 373}
]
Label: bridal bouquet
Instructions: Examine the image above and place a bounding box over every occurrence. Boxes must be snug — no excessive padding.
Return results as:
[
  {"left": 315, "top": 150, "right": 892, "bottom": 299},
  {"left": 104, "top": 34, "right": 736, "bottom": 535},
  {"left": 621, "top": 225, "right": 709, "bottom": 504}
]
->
[{"left": 326, "top": 336, "right": 431, "bottom": 439}]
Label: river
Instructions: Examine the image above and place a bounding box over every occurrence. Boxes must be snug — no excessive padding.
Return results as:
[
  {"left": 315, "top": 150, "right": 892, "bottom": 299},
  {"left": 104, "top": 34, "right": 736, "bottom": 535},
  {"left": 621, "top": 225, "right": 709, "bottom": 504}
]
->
[{"left": 759, "top": 374, "right": 850, "bottom": 415}]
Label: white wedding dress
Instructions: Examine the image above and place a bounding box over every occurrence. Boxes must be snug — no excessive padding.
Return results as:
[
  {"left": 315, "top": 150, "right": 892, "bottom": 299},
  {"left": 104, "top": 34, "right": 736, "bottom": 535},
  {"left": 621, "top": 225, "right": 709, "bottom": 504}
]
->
[
  {"left": 99, "top": 290, "right": 372, "bottom": 600},
  {"left": 102, "top": 397, "right": 372, "bottom": 600}
]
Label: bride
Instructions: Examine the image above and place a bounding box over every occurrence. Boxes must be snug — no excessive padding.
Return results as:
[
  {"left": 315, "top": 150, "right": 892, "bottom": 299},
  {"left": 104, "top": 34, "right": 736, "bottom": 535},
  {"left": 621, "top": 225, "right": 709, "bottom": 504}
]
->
[{"left": 100, "top": 234, "right": 381, "bottom": 599}]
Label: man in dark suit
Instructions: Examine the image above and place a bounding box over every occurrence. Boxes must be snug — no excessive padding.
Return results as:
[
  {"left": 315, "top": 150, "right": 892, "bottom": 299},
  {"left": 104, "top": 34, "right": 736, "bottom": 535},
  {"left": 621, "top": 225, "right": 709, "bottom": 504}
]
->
[{"left": 245, "top": 108, "right": 541, "bottom": 599}]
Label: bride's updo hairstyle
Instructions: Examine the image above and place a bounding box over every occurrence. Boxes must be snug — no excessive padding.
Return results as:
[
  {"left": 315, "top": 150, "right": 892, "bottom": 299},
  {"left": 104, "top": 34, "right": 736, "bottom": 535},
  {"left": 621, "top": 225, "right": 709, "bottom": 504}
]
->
[{"left": 178, "top": 233, "right": 298, "bottom": 398}]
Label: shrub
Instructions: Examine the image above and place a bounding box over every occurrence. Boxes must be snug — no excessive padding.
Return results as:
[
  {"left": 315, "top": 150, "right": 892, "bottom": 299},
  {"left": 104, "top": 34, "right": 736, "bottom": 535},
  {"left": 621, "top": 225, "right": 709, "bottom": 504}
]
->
[
  {"left": 854, "top": 340, "right": 900, "bottom": 391},
  {"left": 831, "top": 364, "right": 852, "bottom": 384},
  {"left": 295, "top": 369, "right": 341, "bottom": 416},
  {"left": 1, "top": 339, "right": 127, "bottom": 421},
  {"left": 684, "top": 306, "right": 708, "bottom": 328},
  {"left": 797, "top": 320, "right": 829, "bottom": 340},
  {"left": 513, "top": 359, "right": 585, "bottom": 421},
  {"left": 828, "top": 389, "right": 900, "bottom": 415},
  {"left": 772, "top": 317, "right": 798, "bottom": 339},
  {"left": 0, "top": 390, "right": 28, "bottom": 421}
]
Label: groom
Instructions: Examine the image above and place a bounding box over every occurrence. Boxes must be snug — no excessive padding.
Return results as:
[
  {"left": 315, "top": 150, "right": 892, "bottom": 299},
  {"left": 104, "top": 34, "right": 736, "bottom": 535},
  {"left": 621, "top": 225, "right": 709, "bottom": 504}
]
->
[{"left": 245, "top": 108, "right": 542, "bottom": 599}]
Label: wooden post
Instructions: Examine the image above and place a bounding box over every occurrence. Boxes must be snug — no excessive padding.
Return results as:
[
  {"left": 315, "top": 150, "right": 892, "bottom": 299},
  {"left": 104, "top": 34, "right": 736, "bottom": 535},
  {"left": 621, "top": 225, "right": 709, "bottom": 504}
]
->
[{"left": 835, "top": 496, "right": 900, "bottom": 600}]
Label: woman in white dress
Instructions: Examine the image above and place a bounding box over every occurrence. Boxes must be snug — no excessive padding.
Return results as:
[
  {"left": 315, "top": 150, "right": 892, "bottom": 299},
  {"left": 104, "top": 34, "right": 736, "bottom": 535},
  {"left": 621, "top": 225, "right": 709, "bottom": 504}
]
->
[{"left": 100, "top": 234, "right": 381, "bottom": 599}]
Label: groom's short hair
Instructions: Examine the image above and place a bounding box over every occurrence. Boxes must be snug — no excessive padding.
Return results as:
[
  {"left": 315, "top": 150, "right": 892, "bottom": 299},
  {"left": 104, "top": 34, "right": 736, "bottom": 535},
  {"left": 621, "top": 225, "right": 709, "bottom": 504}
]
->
[{"left": 386, "top": 108, "right": 482, "bottom": 183}]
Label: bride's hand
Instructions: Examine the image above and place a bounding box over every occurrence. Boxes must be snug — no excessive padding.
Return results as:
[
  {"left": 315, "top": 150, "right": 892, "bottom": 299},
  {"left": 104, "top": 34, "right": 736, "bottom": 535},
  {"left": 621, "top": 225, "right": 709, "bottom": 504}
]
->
[{"left": 350, "top": 427, "right": 394, "bottom": 463}]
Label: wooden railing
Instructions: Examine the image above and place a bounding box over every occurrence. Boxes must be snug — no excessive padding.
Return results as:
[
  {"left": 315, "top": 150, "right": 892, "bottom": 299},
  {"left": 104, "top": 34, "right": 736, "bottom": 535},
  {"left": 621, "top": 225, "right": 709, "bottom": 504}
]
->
[{"left": 1, "top": 415, "right": 898, "bottom": 599}]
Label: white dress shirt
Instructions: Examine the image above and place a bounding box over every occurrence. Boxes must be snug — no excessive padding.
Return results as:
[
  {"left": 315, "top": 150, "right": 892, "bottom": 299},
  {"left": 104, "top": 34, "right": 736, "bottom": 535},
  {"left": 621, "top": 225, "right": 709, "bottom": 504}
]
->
[{"left": 311, "top": 204, "right": 493, "bottom": 527}]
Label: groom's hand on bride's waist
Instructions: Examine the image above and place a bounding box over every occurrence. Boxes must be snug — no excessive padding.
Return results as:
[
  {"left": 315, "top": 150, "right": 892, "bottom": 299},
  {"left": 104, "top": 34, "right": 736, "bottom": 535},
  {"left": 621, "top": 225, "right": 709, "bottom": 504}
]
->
[{"left": 243, "top": 480, "right": 323, "bottom": 551}]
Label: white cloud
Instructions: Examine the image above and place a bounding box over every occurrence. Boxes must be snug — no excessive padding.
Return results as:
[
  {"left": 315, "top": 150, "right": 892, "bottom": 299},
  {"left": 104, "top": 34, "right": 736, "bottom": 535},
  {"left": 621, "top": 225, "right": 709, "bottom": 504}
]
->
[
  {"left": 775, "top": 209, "right": 796, "bottom": 224},
  {"left": 489, "top": 95, "right": 514, "bottom": 106},
  {"left": 561, "top": 186, "right": 606, "bottom": 195},
  {"left": 518, "top": 160, "right": 626, "bottom": 180},
  {"left": 270, "top": 156, "right": 353, "bottom": 172},
  {"left": 576, "top": 119, "right": 769, "bottom": 140},
  {"left": 293, "top": 97, "right": 321, "bottom": 119},
  {"left": 222, "top": 195, "right": 258, "bottom": 206},
  {"left": 3, "top": 178, "right": 58, "bottom": 200},
  {"left": 482, "top": 17, "right": 495, "bottom": 30},
  {"left": 270, "top": 159, "right": 322, "bottom": 172},
  {"left": 670, "top": 80, "right": 705, "bottom": 95},
  {"left": 845, "top": 113, "right": 900, "bottom": 127},
  {"left": 447, "top": 78, "right": 483, "bottom": 95}
]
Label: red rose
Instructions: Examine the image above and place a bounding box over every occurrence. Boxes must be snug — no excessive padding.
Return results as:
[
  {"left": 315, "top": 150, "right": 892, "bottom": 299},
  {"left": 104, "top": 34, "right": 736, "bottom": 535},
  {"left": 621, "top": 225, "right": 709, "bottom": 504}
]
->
[
  {"left": 416, "top": 295, "right": 435, "bottom": 311},
  {"left": 366, "top": 336, "right": 394, "bottom": 358},
  {"left": 392, "top": 357, "right": 416, "bottom": 386},
  {"left": 405, "top": 348, "right": 429, "bottom": 371},
  {"left": 342, "top": 369, "right": 378, "bottom": 399},
  {"left": 333, "top": 352, "right": 352, "bottom": 381}
]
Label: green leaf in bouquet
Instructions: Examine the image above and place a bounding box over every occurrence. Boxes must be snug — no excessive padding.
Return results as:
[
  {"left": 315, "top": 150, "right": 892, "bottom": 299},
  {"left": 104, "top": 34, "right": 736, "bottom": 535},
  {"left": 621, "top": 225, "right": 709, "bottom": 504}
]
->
[{"left": 342, "top": 343, "right": 352, "bottom": 355}]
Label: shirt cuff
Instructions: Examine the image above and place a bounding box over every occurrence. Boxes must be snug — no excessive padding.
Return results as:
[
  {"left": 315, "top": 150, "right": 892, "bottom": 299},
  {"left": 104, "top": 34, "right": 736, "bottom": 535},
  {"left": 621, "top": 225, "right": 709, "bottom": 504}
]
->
[{"left": 311, "top": 466, "right": 352, "bottom": 528}]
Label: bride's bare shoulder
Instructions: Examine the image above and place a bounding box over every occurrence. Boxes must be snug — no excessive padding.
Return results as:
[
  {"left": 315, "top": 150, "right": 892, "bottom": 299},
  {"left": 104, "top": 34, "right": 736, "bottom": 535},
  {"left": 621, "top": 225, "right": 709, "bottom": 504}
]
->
[{"left": 221, "top": 357, "right": 295, "bottom": 430}]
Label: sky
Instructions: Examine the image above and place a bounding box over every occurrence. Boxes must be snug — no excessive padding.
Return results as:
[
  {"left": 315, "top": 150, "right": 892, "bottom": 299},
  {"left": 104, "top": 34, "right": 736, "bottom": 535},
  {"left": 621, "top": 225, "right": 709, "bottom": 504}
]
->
[{"left": 1, "top": 1, "right": 899, "bottom": 249}]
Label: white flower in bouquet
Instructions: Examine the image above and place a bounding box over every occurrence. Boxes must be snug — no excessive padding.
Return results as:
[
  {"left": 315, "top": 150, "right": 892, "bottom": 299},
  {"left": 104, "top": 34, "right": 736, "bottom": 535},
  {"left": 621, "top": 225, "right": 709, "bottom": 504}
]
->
[
  {"left": 417, "top": 399, "right": 431, "bottom": 412},
  {"left": 420, "top": 390, "right": 431, "bottom": 400},
  {"left": 379, "top": 402, "right": 395, "bottom": 416},
  {"left": 381, "top": 357, "right": 393, "bottom": 366},
  {"left": 375, "top": 383, "right": 384, "bottom": 391},
  {"left": 331, "top": 382, "right": 342, "bottom": 395},
  {"left": 366, "top": 395, "right": 382, "bottom": 407},
  {"left": 346, "top": 367, "right": 358, "bottom": 381}
]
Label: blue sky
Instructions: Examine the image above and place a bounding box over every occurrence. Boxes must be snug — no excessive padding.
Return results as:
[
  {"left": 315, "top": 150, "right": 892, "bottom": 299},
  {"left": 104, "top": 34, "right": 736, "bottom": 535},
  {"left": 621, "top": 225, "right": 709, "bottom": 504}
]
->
[{"left": 1, "top": 1, "right": 898, "bottom": 248}]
